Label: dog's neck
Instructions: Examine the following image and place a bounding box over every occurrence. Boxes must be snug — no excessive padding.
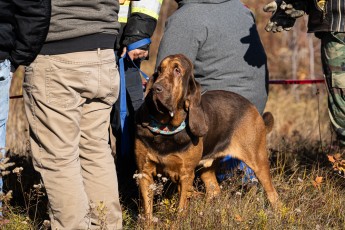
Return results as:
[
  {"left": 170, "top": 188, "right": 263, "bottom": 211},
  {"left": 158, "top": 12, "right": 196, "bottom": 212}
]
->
[{"left": 147, "top": 115, "right": 186, "bottom": 135}]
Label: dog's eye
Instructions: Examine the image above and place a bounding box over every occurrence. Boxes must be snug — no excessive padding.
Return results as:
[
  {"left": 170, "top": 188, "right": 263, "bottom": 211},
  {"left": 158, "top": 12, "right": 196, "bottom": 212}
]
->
[{"left": 174, "top": 67, "right": 181, "bottom": 75}]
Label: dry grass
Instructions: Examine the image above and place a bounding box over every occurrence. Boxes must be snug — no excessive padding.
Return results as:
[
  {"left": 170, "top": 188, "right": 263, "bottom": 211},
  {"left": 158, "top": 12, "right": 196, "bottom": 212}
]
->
[
  {"left": 4, "top": 83, "right": 345, "bottom": 229},
  {"left": 124, "top": 162, "right": 345, "bottom": 229},
  {"left": 266, "top": 85, "right": 332, "bottom": 148},
  {"left": 3, "top": 83, "right": 345, "bottom": 229}
]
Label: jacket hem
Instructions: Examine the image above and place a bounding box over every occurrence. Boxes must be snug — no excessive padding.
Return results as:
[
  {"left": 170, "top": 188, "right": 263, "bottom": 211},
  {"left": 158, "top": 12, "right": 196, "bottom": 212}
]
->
[{"left": 40, "top": 34, "right": 116, "bottom": 55}]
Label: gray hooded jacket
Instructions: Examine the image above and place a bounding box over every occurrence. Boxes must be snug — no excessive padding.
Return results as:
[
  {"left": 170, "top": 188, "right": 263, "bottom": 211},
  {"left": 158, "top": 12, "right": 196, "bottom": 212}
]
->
[{"left": 156, "top": 0, "right": 268, "bottom": 113}]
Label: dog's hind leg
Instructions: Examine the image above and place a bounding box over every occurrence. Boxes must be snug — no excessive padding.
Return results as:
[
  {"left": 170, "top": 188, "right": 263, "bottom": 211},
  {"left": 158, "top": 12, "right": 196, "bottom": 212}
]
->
[
  {"left": 235, "top": 140, "right": 281, "bottom": 209},
  {"left": 199, "top": 164, "right": 221, "bottom": 199},
  {"left": 255, "top": 166, "right": 280, "bottom": 209},
  {"left": 249, "top": 150, "right": 280, "bottom": 209}
]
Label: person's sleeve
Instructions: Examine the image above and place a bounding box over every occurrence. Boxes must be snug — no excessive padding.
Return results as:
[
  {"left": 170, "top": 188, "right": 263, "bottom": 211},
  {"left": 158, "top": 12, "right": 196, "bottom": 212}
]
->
[
  {"left": 122, "top": 0, "right": 162, "bottom": 49},
  {"left": 0, "top": 0, "right": 15, "bottom": 61},
  {"left": 9, "top": 0, "right": 51, "bottom": 68},
  {"left": 156, "top": 14, "right": 205, "bottom": 69}
]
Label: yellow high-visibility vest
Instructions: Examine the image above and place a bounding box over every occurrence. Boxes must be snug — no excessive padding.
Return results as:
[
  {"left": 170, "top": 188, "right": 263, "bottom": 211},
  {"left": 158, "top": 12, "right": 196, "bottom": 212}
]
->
[{"left": 119, "top": 0, "right": 162, "bottom": 23}]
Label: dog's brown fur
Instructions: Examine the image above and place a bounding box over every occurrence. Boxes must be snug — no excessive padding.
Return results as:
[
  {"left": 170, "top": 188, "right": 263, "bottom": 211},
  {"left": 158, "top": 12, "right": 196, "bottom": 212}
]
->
[{"left": 135, "top": 54, "right": 280, "bottom": 219}]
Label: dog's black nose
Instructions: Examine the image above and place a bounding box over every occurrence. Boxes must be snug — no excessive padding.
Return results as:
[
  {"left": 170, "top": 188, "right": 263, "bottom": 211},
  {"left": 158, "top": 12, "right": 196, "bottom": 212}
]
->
[{"left": 153, "top": 83, "right": 163, "bottom": 94}]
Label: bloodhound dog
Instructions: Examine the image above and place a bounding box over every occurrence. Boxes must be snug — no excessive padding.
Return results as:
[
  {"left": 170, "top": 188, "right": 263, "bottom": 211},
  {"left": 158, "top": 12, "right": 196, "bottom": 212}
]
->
[{"left": 135, "top": 54, "right": 280, "bottom": 218}]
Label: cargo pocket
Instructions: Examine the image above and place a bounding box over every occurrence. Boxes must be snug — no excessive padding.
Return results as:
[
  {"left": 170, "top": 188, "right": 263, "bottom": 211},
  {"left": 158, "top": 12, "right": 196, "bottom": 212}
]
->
[{"left": 332, "top": 72, "right": 345, "bottom": 89}]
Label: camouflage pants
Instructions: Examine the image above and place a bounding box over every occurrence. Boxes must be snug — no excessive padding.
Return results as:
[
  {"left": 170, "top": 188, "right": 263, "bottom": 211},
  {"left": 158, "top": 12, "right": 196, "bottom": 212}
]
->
[{"left": 317, "top": 32, "right": 345, "bottom": 146}]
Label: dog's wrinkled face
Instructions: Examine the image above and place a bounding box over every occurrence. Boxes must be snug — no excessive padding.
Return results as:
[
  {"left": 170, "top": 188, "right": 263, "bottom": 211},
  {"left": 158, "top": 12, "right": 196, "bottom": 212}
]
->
[
  {"left": 144, "top": 54, "right": 208, "bottom": 136},
  {"left": 147, "top": 54, "right": 194, "bottom": 126}
]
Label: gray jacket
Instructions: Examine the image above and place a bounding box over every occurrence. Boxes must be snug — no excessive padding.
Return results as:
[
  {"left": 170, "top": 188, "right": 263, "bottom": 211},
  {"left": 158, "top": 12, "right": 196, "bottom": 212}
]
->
[{"left": 156, "top": 0, "right": 268, "bottom": 113}]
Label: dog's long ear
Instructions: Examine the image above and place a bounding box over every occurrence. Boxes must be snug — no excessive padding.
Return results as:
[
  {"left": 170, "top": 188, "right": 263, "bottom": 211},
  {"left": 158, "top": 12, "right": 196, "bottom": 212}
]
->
[
  {"left": 186, "top": 77, "right": 208, "bottom": 137},
  {"left": 136, "top": 101, "right": 150, "bottom": 127},
  {"left": 140, "top": 73, "right": 157, "bottom": 127}
]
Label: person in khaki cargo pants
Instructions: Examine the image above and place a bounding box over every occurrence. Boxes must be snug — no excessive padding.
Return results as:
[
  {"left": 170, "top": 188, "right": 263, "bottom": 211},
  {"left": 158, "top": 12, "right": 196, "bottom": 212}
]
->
[{"left": 22, "top": 0, "right": 123, "bottom": 229}]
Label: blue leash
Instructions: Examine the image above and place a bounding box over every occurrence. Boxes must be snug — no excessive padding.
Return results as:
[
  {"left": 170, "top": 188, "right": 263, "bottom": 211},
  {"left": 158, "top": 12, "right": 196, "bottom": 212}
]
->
[{"left": 118, "top": 38, "right": 151, "bottom": 156}]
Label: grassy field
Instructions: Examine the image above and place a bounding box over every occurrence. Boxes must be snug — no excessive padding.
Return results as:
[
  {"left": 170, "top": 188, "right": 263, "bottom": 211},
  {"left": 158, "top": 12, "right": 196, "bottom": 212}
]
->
[{"left": 2, "top": 83, "right": 345, "bottom": 229}]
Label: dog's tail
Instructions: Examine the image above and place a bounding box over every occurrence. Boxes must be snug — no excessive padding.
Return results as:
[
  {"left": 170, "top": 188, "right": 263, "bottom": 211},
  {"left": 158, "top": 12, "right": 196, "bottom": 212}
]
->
[{"left": 263, "top": 112, "right": 274, "bottom": 134}]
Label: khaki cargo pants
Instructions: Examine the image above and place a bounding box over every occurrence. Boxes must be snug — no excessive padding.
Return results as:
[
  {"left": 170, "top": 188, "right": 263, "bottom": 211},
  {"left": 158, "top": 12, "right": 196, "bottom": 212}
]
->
[
  {"left": 318, "top": 32, "right": 345, "bottom": 146},
  {"left": 23, "top": 49, "right": 122, "bottom": 229}
]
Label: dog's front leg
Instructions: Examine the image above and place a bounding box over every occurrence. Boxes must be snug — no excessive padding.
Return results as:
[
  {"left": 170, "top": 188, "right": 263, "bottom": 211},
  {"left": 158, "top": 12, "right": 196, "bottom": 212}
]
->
[
  {"left": 138, "top": 172, "right": 155, "bottom": 220},
  {"left": 177, "top": 171, "right": 195, "bottom": 212},
  {"left": 135, "top": 140, "right": 157, "bottom": 220}
]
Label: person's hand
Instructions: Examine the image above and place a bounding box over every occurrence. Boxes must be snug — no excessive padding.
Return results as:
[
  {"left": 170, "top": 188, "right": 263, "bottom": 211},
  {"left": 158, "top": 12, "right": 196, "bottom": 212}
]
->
[
  {"left": 121, "top": 47, "right": 149, "bottom": 60},
  {"left": 282, "top": 1, "right": 306, "bottom": 18},
  {"left": 263, "top": 0, "right": 305, "bottom": 33}
]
